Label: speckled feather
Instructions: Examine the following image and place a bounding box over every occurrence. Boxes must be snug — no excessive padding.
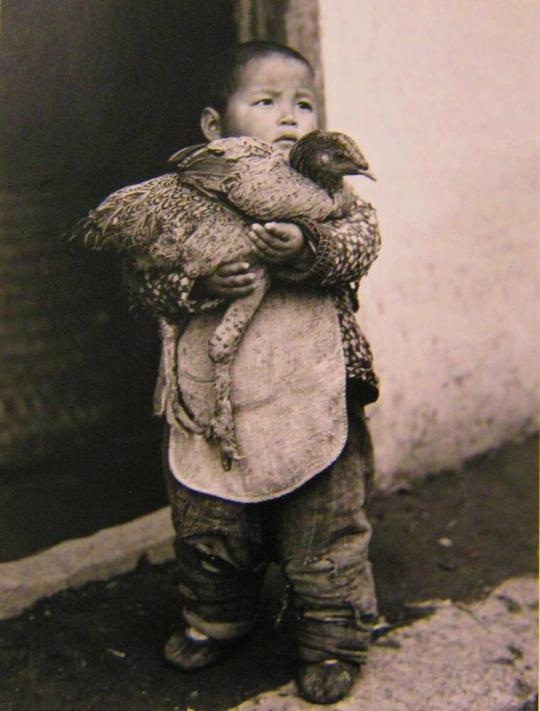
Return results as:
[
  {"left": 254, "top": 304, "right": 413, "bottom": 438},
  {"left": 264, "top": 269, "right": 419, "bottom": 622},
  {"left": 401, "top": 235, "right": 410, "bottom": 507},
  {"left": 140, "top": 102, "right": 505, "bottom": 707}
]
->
[
  {"left": 169, "top": 136, "right": 337, "bottom": 222},
  {"left": 71, "top": 136, "right": 343, "bottom": 279},
  {"left": 72, "top": 174, "right": 255, "bottom": 275}
]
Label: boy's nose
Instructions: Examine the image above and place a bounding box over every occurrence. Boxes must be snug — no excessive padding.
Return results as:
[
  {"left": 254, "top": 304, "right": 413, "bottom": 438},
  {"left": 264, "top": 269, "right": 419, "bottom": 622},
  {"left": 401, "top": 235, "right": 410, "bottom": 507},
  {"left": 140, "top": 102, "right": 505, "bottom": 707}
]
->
[{"left": 279, "top": 112, "right": 297, "bottom": 126}]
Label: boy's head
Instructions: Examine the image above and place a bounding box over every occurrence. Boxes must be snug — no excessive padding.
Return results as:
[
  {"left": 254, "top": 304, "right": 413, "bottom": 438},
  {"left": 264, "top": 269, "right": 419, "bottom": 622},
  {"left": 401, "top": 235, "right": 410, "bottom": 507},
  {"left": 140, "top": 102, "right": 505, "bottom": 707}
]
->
[{"left": 199, "top": 41, "right": 318, "bottom": 156}]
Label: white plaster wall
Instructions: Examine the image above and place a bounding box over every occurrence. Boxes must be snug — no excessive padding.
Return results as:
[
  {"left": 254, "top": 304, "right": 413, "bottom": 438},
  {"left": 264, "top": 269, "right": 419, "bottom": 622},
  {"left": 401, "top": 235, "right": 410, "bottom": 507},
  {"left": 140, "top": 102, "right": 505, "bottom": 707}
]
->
[{"left": 319, "top": 0, "right": 540, "bottom": 490}]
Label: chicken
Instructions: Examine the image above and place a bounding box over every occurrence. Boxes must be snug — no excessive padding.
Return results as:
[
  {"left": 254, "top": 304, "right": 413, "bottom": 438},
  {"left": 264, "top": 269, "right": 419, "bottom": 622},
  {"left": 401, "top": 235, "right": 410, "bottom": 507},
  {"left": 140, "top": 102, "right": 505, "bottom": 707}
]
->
[{"left": 70, "top": 130, "right": 375, "bottom": 468}]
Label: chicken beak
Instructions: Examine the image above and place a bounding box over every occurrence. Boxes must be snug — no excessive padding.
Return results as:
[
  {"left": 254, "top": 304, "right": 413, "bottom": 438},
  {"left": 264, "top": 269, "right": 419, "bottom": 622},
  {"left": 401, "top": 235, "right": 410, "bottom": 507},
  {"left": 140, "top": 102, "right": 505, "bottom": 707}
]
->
[
  {"left": 342, "top": 160, "right": 377, "bottom": 181},
  {"left": 360, "top": 168, "right": 377, "bottom": 182}
]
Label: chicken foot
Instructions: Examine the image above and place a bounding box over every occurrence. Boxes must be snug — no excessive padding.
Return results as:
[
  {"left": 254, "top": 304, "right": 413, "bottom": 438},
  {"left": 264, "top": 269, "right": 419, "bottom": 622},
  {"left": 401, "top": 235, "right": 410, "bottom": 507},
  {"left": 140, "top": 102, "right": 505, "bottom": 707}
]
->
[{"left": 207, "top": 263, "right": 271, "bottom": 470}]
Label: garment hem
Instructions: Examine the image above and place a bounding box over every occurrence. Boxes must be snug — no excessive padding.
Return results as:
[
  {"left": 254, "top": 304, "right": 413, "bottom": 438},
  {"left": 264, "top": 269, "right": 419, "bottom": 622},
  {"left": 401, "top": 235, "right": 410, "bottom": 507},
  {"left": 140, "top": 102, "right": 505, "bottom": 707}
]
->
[{"left": 166, "top": 423, "right": 349, "bottom": 504}]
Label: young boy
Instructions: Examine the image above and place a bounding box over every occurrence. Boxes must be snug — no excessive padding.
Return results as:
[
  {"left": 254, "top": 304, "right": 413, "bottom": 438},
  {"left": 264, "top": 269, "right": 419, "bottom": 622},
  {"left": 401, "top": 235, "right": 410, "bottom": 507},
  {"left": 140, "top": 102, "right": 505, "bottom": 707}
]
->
[{"left": 130, "top": 41, "right": 381, "bottom": 705}]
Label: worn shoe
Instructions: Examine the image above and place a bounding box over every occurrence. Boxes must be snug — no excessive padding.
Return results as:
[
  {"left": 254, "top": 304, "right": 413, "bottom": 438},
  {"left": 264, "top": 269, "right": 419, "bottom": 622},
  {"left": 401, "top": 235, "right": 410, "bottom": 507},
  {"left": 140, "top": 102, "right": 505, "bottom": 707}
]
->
[
  {"left": 163, "top": 626, "right": 228, "bottom": 670},
  {"left": 296, "top": 658, "right": 360, "bottom": 705}
]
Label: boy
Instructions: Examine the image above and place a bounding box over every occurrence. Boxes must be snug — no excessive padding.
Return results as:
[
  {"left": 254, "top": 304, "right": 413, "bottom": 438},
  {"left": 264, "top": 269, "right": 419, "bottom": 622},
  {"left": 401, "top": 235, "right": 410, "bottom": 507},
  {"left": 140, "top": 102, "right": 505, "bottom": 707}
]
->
[{"left": 129, "top": 41, "right": 381, "bottom": 705}]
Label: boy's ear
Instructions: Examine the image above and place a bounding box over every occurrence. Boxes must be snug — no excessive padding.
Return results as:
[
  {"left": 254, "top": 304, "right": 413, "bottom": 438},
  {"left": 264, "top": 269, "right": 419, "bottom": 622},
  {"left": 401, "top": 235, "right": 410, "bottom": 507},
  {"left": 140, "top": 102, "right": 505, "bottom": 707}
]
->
[{"left": 200, "top": 107, "right": 223, "bottom": 140}]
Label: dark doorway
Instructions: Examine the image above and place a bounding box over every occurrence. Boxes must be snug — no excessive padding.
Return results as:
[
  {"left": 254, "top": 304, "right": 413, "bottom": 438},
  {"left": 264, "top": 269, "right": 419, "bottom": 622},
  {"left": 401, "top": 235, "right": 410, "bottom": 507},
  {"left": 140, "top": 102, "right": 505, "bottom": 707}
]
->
[{"left": 0, "top": 0, "right": 236, "bottom": 560}]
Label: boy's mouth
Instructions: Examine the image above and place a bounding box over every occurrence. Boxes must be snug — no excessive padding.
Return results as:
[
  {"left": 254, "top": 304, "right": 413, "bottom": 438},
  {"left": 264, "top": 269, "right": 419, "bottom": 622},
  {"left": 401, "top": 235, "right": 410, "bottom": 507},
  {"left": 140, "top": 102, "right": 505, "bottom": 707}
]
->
[{"left": 274, "top": 134, "right": 298, "bottom": 148}]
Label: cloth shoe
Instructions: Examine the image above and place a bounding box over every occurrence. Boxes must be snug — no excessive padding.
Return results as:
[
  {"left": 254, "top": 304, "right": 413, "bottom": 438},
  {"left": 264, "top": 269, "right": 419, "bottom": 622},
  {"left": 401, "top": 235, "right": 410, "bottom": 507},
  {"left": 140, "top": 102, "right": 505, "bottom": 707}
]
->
[
  {"left": 163, "top": 626, "right": 229, "bottom": 670},
  {"left": 296, "top": 658, "right": 360, "bottom": 705}
]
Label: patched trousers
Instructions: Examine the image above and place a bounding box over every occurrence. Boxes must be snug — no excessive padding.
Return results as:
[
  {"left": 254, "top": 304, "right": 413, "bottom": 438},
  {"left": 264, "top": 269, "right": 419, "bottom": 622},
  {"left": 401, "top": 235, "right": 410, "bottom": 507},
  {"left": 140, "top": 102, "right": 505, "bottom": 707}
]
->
[{"left": 164, "top": 402, "right": 378, "bottom": 665}]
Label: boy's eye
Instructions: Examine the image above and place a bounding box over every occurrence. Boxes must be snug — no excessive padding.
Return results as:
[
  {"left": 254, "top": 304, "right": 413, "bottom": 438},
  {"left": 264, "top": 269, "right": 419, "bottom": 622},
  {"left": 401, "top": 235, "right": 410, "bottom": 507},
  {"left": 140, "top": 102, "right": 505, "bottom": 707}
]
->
[
  {"left": 297, "top": 100, "right": 313, "bottom": 111},
  {"left": 254, "top": 98, "right": 273, "bottom": 106}
]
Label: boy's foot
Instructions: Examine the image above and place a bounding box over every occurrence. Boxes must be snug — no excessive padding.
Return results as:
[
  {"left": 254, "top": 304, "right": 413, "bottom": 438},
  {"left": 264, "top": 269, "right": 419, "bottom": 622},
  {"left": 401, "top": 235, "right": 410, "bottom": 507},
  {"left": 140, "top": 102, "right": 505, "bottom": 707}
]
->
[
  {"left": 163, "top": 626, "right": 228, "bottom": 670},
  {"left": 296, "top": 658, "right": 360, "bottom": 705}
]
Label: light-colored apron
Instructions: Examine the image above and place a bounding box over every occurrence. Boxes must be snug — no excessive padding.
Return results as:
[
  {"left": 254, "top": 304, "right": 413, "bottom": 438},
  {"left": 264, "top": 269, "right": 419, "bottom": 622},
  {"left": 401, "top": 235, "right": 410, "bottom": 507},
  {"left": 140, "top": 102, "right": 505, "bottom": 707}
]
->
[{"left": 166, "top": 287, "right": 348, "bottom": 502}]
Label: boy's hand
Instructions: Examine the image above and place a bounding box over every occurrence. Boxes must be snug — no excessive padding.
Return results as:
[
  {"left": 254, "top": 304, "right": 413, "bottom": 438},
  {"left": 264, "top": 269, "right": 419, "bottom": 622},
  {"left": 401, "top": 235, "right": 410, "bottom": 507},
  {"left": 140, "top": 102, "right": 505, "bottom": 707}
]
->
[
  {"left": 196, "top": 261, "right": 257, "bottom": 298},
  {"left": 248, "top": 222, "right": 306, "bottom": 264}
]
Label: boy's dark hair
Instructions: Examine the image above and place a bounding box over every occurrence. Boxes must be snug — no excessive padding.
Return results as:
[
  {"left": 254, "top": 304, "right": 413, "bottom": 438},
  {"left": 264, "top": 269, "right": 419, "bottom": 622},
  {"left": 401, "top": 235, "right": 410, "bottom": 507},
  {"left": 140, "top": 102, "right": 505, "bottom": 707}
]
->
[{"left": 200, "top": 40, "right": 314, "bottom": 114}]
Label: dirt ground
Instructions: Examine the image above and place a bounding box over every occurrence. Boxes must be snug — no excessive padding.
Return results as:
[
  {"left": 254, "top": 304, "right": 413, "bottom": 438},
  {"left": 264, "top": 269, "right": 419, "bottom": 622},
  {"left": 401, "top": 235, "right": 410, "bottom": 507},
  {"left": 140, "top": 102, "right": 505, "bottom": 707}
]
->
[{"left": 0, "top": 434, "right": 537, "bottom": 710}]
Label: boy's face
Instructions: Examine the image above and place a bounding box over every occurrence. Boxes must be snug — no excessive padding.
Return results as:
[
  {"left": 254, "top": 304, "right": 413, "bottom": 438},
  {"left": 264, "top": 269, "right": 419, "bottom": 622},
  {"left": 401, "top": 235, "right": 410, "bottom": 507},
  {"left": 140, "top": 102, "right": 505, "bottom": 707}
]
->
[{"left": 219, "top": 55, "right": 318, "bottom": 156}]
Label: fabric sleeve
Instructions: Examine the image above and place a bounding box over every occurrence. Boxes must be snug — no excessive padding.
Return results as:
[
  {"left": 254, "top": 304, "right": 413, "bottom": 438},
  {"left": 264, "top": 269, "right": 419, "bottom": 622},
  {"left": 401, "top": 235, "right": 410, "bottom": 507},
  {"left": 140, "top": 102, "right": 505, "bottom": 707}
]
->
[
  {"left": 123, "top": 259, "right": 224, "bottom": 323},
  {"left": 276, "top": 190, "right": 381, "bottom": 293}
]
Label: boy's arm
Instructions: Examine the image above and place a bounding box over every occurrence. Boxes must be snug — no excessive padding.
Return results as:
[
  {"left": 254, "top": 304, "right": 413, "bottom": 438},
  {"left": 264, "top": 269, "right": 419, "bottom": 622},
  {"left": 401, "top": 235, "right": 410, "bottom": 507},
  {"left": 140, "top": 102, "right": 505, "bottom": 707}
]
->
[
  {"left": 277, "top": 190, "right": 381, "bottom": 294},
  {"left": 124, "top": 260, "right": 223, "bottom": 323},
  {"left": 124, "top": 259, "right": 258, "bottom": 322}
]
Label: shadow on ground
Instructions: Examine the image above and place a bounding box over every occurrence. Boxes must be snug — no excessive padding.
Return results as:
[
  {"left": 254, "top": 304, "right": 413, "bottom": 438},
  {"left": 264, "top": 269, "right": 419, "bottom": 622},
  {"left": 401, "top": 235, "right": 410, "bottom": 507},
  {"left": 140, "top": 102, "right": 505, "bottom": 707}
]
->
[{"left": 0, "top": 434, "right": 537, "bottom": 710}]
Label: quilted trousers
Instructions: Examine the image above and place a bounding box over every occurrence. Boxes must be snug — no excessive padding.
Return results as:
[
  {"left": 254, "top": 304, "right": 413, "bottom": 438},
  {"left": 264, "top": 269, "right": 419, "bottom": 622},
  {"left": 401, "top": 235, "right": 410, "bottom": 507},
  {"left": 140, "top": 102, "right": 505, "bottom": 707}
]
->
[{"left": 164, "top": 403, "right": 378, "bottom": 665}]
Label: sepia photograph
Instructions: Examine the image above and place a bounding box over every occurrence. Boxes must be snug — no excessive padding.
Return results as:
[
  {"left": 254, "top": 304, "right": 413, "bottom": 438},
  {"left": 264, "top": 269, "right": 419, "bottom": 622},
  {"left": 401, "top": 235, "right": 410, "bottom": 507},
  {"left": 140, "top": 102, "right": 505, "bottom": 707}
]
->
[{"left": 0, "top": 1, "right": 538, "bottom": 708}]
